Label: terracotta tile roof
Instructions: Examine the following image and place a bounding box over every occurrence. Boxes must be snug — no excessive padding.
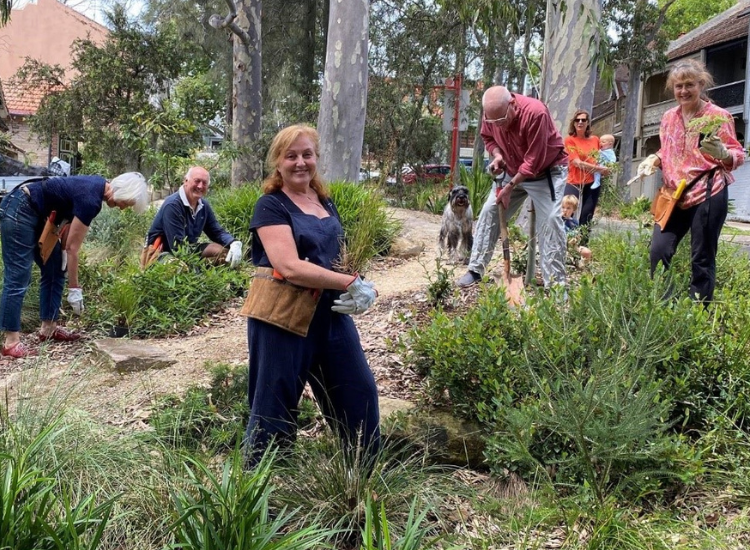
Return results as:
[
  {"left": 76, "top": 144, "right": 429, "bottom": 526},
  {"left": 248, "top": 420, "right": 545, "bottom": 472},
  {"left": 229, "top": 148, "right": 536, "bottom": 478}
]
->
[
  {"left": 3, "top": 80, "right": 56, "bottom": 116},
  {"left": 669, "top": 1, "right": 750, "bottom": 60}
]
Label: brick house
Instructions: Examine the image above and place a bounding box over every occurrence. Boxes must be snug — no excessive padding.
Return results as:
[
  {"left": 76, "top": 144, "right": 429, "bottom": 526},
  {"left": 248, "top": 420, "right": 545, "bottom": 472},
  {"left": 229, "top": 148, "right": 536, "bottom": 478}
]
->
[{"left": 0, "top": 0, "right": 107, "bottom": 171}]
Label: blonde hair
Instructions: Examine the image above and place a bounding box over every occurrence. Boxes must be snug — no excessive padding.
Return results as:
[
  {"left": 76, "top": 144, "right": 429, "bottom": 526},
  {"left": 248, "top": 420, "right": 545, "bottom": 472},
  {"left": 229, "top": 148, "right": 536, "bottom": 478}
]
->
[
  {"left": 262, "top": 124, "right": 328, "bottom": 199},
  {"left": 600, "top": 134, "right": 615, "bottom": 146},
  {"left": 562, "top": 194, "right": 579, "bottom": 209},
  {"left": 665, "top": 59, "right": 715, "bottom": 93}
]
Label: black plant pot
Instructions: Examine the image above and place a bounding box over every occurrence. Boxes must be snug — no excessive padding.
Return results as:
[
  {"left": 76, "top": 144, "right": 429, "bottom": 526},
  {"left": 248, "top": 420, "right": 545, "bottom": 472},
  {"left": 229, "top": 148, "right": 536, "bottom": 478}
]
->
[{"left": 109, "top": 324, "right": 129, "bottom": 338}]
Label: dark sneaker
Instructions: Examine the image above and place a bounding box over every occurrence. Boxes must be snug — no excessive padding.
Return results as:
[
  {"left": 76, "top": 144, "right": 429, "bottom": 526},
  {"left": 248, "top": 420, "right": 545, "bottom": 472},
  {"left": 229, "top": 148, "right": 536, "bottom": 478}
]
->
[
  {"left": 457, "top": 271, "right": 481, "bottom": 288},
  {"left": 38, "top": 327, "right": 82, "bottom": 342},
  {"left": 1, "top": 342, "right": 38, "bottom": 358}
]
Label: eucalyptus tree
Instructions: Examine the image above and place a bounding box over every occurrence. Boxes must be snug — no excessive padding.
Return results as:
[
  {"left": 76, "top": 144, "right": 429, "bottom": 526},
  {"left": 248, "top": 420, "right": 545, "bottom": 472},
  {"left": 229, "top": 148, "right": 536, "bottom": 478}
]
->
[
  {"left": 367, "top": 0, "right": 460, "bottom": 179},
  {"left": 1, "top": 0, "right": 10, "bottom": 25},
  {"left": 316, "top": 0, "right": 371, "bottom": 182},
  {"left": 210, "top": 0, "right": 262, "bottom": 185},
  {"left": 541, "top": 0, "right": 602, "bottom": 129},
  {"left": 601, "top": 0, "right": 675, "bottom": 187},
  {"left": 660, "top": 0, "right": 734, "bottom": 40}
]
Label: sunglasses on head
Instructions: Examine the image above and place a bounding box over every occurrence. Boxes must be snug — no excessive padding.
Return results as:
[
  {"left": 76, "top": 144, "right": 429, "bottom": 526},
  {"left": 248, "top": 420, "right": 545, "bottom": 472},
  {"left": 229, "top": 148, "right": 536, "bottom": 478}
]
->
[{"left": 575, "top": 118, "right": 588, "bottom": 123}]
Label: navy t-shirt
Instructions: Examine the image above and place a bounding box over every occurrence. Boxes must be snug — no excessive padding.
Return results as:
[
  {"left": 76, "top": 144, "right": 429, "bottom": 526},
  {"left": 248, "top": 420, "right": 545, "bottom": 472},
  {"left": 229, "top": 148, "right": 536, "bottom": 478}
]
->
[
  {"left": 27, "top": 176, "right": 106, "bottom": 226},
  {"left": 250, "top": 191, "right": 342, "bottom": 270}
]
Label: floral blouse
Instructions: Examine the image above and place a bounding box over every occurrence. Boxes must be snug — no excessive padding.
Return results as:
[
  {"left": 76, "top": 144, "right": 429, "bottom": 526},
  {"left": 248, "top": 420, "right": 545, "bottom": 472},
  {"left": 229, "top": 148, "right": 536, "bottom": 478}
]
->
[{"left": 658, "top": 102, "right": 745, "bottom": 209}]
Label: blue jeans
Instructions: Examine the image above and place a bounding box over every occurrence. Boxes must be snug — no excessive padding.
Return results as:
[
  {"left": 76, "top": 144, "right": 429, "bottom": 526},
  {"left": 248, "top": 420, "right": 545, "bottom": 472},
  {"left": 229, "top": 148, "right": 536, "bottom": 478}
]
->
[{"left": 0, "top": 189, "right": 65, "bottom": 331}]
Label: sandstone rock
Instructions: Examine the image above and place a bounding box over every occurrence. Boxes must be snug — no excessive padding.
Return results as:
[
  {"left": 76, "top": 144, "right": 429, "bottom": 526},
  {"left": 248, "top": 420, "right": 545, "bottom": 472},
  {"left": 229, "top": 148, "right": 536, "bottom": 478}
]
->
[
  {"left": 93, "top": 338, "right": 177, "bottom": 373},
  {"left": 389, "top": 237, "right": 424, "bottom": 259},
  {"left": 379, "top": 396, "right": 416, "bottom": 422},
  {"left": 392, "top": 408, "right": 486, "bottom": 468}
]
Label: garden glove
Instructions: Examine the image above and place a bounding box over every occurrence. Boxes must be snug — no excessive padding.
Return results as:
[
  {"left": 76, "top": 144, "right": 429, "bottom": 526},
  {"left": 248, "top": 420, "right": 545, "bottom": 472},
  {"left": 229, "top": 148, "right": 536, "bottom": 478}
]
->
[
  {"left": 636, "top": 154, "right": 660, "bottom": 177},
  {"left": 67, "top": 287, "right": 84, "bottom": 315},
  {"left": 700, "top": 135, "right": 730, "bottom": 161},
  {"left": 331, "top": 276, "right": 377, "bottom": 315},
  {"left": 225, "top": 241, "right": 243, "bottom": 269},
  {"left": 61, "top": 251, "right": 68, "bottom": 272}
]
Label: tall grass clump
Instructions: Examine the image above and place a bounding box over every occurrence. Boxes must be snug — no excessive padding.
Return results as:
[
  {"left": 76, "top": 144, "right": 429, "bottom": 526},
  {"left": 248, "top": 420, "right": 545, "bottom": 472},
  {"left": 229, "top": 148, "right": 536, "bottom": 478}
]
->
[
  {"left": 169, "top": 449, "right": 333, "bottom": 550},
  {"left": 272, "top": 433, "right": 456, "bottom": 548},
  {"left": 329, "top": 182, "right": 401, "bottom": 273},
  {"left": 401, "top": 230, "right": 750, "bottom": 503},
  {"left": 209, "top": 183, "right": 264, "bottom": 250},
  {"left": 0, "top": 367, "right": 176, "bottom": 549},
  {"left": 87, "top": 206, "right": 156, "bottom": 261}
]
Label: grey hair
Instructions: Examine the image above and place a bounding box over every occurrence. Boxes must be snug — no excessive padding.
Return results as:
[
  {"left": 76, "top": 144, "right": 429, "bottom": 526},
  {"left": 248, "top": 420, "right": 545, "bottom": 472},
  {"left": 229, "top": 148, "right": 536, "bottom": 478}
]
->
[
  {"left": 185, "top": 166, "right": 211, "bottom": 185},
  {"left": 109, "top": 172, "right": 149, "bottom": 214}
]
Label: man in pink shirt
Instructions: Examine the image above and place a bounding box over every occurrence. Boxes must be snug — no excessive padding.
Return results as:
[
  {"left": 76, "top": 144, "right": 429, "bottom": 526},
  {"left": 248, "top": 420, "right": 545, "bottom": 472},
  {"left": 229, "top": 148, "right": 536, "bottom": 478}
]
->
[{"left": 458, "top": 86, "right": 568, "bottom": 289}]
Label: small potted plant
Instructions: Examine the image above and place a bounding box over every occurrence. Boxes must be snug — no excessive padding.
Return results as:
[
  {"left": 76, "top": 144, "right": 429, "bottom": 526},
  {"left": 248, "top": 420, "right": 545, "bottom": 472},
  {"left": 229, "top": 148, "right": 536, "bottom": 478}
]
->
[{"left": 108, "top": 279, "right": 139, "bottom": 337}]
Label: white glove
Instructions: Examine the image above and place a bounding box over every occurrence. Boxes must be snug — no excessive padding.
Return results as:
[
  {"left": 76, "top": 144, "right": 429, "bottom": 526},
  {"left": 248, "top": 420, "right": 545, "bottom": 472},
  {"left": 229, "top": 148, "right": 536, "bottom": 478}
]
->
[
  {"left": 636, "top": 154, "right": 660, "bottom": 177},
  {"left": 225, "top": 241, "right": 243, "bottom": 269},
  {"left": 331, "top": 276, "right": 377, "bottom": 315},
  {"left": 67, "top": 287, "right": 84, "bottom": 315},
  {"left": 61, "top": 251, "right": 68, "bottom": 272},
  {"left": 700, "top": 135, "right": 730, "bottom": 161}
]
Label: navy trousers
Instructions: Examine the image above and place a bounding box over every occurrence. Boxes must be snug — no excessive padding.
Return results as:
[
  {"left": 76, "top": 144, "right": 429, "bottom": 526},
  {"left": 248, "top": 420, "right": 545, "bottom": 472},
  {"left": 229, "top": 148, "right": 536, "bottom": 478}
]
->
[{"left": 245, "top": 293, "right": 380, "bottom": 463}]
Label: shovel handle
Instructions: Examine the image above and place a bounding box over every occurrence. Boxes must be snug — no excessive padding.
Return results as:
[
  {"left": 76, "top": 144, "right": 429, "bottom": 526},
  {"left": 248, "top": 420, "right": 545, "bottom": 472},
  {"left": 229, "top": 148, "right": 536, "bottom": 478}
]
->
[{"left": 498, "top": 203, "right": 511, "bottom": 279}]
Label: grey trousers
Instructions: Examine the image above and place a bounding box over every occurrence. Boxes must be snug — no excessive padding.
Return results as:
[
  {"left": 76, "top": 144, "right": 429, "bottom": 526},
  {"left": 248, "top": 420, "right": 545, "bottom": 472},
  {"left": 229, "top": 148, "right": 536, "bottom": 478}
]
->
[{"left": 467, "top": 166, "right": 567, "bottom": 288}]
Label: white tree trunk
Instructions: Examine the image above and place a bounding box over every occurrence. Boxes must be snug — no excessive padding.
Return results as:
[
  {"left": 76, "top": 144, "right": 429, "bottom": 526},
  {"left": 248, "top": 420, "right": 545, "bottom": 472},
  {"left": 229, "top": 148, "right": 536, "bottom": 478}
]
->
[
  {"left": 619, "top": 63, "right": 642, "bottom": 190},
  {"left": 540, "top": 0, "right": 601, "bottom": 130},
  {"left": 231, "top": 0, "right": 262, "bottom": 186},
  {"left": 317, "top": 0, "right": 369, "bottom": 183}
]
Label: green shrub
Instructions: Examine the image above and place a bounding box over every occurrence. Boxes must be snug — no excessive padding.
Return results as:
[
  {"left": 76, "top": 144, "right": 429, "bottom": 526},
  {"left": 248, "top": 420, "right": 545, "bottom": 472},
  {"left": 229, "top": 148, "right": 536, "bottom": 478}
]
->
[
  {"left": 87, "top": 206, "right": 156, "bottom": 261},
  {"left": 169, "top": 450, "right": 333, "bottom": 550},
  {"left": 619, "top": 195, "right": 652, "bottom": 220},
  {"left": 401, "top": 231, "right": 750, "bottom": 501},
  {"left": 209, "top": 183, "right": 264, "bottom": 251},
  {"left": 329, "top": 182, "right": 401, "bottom": 273},
  {"left": 81, "top": 249, "right": 248, "bottom": 337},
  {"left": 149, "top": 363, "right": 249, "bottom": 452}
]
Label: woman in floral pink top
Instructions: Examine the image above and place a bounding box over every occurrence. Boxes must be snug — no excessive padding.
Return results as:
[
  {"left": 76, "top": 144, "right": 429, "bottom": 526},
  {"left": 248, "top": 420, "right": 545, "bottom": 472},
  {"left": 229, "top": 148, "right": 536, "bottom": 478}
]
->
[{"left": 637, "top": 59, "right": 745, "bottom": 303}]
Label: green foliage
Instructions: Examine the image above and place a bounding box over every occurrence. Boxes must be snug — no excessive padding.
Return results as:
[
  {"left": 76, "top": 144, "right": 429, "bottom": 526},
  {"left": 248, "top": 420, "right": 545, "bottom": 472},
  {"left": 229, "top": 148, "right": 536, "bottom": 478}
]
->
[
  {"left": 382, "top": 181, "right": 448, "bottom": 215},
  {"left": 0, "top": 418, "right": 116, "bottom": 550},
  {"left": 660, "top": 0, "right": 735, "bottom": 41},
  {"left": 329, "top": 182, "right": 401, "bottom": 274},
  {"left": 619, "top": 196, "right": 652, "bottom": 220},
  {"left": 273, "top": 435, "right": 454, "bottom": 549},
  {"left": 424, "top": 257, "right": 456, "bottom": 308},
  {"left": 15, "top": 7, "right": 208, "bottom": 176},
  {"left": 686, "top": 113, "right": 730, "bottom": 139},
  {"left": 81, "top": 248, "right": 248, "bottom": 337},
  {"left": 401, "top": 232, "right": 750, "bottom": 502},
  {"left": 169, "top": 450, "right": 333, "bottom": 550},
  {"left": 87, "top": 206, "right": 156, "bottom": 260},
  {"left": 360, "top": 496, "right": 452, "bottom": 550},
  {"left": 149, "top": 363, "right": 249, "bottom": 452},
  {"left": 209, "top": 183, "right": 264, "bottom": 251},
  {"left": 459, "top": 164, "right": 493, "bottom": 220}
]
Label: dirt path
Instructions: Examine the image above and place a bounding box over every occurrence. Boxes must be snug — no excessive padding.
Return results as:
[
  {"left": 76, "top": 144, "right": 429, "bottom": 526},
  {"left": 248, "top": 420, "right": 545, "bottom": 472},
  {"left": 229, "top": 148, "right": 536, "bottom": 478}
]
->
[{"left": 0, "top": 208, "right": 453, "bottom": 425}]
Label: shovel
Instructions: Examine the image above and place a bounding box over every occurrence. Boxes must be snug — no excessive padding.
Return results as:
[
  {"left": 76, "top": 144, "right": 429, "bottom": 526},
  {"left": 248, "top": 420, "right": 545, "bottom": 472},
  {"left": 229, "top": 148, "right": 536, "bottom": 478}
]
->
[{"left": 498, "top": 201, "right": 525, "bottom": 307}]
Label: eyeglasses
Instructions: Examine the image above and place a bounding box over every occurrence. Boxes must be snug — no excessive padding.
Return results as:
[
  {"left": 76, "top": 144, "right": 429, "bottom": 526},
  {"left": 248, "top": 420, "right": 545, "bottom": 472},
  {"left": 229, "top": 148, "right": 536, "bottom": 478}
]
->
[
  {"left": 484, "top": 100, "right": 515, "bottom": 125},
  {"left": 574, "top": 118, "right": 588, "bottom": 123}
]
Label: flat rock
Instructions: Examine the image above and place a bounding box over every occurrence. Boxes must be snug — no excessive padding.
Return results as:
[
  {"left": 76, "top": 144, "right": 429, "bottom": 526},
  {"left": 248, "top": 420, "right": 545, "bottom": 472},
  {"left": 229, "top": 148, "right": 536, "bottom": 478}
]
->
[
  {"left": 389, "top": 237, "right": 424, "bottom": 258},
  {"left": 379, "top": 396, "right": 415, "bottom": 421},
  {"left": 93, "top": 338, "right": 177, "bottom": 373}
]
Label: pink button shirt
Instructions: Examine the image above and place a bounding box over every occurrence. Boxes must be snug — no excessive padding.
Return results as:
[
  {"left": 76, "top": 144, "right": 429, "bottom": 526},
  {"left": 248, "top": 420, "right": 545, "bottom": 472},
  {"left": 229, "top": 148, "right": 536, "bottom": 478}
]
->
[
  {"left": 480, "top": 93, "right": 567, "bottom": 179},
  {"left": 659, "top": 102, "right": 744, "bottom": 209}
]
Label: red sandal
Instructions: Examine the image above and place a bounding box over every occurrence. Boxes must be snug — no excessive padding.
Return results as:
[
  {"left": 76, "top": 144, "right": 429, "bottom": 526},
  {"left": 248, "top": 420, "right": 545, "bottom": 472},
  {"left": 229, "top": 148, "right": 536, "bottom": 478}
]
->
[{"left": 1, "top": 341, "right": 38, "bottom": 358}]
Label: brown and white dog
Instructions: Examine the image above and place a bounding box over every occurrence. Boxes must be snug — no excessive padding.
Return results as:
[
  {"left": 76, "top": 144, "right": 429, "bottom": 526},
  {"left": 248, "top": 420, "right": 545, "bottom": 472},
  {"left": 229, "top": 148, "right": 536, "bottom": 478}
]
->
[{"left": 438, "top": 185, "right": 473, "bottom": 263}]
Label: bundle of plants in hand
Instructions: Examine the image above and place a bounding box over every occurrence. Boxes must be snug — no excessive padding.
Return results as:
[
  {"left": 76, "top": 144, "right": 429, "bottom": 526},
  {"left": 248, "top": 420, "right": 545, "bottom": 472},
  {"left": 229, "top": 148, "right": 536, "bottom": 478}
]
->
[{"left": 686, "top": 113, "right": 730, "bottom": 140}]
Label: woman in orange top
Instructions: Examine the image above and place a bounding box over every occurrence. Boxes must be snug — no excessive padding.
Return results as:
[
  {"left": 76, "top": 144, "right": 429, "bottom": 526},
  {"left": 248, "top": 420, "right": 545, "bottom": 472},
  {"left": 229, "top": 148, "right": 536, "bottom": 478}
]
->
[{"left": 564, "top": 110, "right": 611, "bottom": 237}]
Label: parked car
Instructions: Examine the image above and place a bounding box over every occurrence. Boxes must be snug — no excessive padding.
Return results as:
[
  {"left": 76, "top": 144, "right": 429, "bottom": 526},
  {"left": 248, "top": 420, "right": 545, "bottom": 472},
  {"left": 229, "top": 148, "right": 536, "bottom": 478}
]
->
[{"left": 402, "top": 164, "right": 452, "bottom": 185}]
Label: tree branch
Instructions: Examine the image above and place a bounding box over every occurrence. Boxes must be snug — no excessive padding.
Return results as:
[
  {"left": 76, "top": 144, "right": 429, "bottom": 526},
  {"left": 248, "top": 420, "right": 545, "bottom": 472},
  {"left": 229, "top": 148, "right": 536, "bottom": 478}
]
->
[{"left": 209, "top": 0, "right": 251, "bottom": 47}]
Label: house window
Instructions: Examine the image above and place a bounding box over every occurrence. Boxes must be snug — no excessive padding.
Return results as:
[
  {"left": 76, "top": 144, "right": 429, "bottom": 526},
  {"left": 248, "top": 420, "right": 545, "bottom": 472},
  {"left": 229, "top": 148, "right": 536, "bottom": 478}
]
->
[{"left": 58, "top": 137, "right": 78, "bottom": 174}]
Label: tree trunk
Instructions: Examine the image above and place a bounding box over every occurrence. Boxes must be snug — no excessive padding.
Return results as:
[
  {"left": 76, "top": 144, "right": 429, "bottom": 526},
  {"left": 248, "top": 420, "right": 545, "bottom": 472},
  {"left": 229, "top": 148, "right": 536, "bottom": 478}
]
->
[
  {"left": 231, "top": 0, "right": 262, "bottom": 186},
  {"left": 316, "top": 0, "right": 368, "bottom": 182},
  {"left": 540, "top": 0, "right": 601, "bottom": 130},
  {"left": 300, "top": 0, "right": 317, "bottom": 103},
  {"left": 619, "top": 62, "right": 642, "bottom": 191}
]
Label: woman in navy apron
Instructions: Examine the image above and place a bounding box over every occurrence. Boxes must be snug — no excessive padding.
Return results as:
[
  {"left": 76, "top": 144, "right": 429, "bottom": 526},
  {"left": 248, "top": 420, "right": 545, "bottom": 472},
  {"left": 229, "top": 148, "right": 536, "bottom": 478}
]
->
[{"left": 245, "top": 124, "right": 380, "bottom": 465}]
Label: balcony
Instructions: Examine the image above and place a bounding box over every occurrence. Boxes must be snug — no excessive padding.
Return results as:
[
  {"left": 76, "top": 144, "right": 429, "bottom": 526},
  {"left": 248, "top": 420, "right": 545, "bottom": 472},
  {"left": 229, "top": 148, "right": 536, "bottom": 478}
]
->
[{"left": 708, "top": 80, "right": 745, "bottom": 110}]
